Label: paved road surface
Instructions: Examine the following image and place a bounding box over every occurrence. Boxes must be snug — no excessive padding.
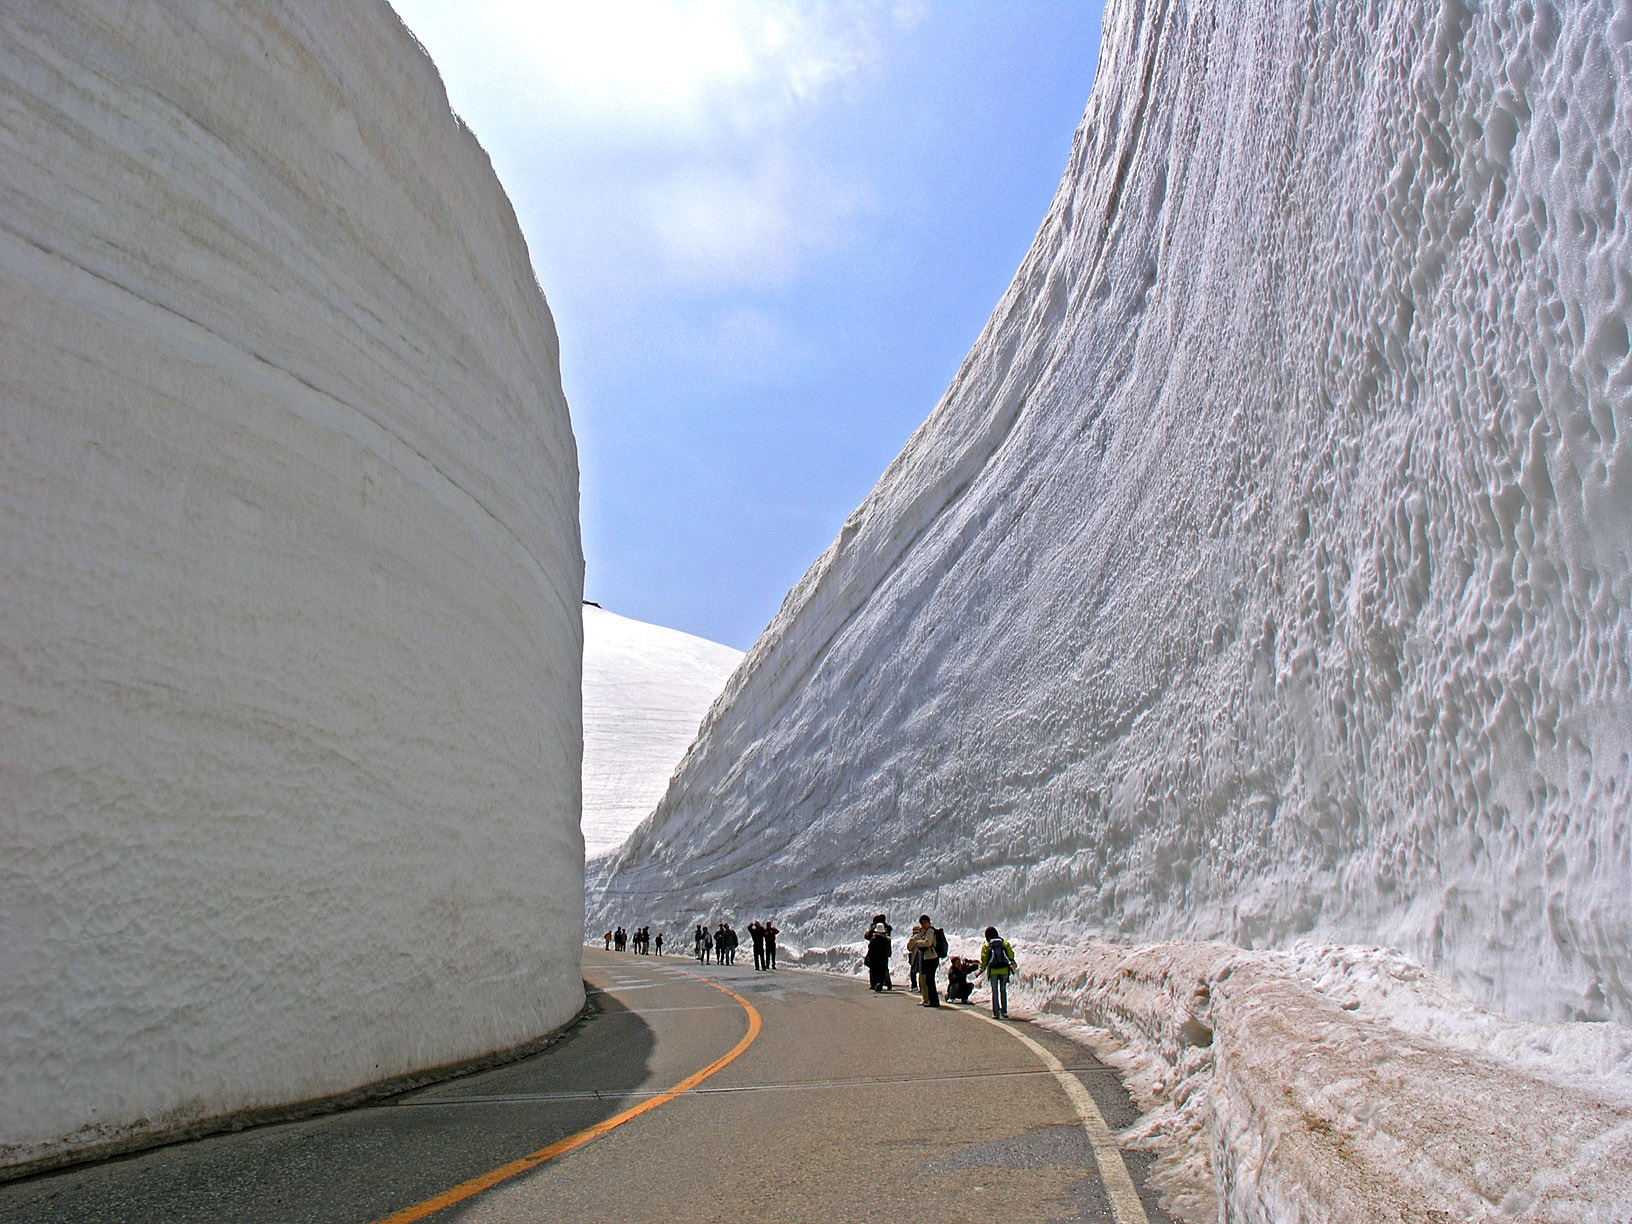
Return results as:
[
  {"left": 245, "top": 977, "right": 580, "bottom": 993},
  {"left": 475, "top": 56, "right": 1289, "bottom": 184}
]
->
[{"left": 0, "top": 949, "right": 1172, "bottom": 1223}]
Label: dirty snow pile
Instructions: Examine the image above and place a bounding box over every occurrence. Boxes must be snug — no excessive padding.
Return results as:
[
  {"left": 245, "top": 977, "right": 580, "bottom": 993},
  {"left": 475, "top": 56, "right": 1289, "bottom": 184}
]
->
[
  {"left": 0, "top": 1, "right": 582, "bottom": 1174},
  {"left": 1012, "top": 941, "right": 1632, "bottom": 1223},
  {"left": 592, "top": 0, "right": 1632, "bottom": 1215},
  {"left": 582, "top": 605, "right": 743, "bottom": 857}
]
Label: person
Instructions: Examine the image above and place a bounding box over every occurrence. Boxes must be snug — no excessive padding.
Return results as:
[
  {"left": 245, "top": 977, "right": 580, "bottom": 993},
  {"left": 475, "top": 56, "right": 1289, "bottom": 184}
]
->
[
  {"left": 702, "top": 926, "right": 715, "bottom": 964},
  {"left": 614, "top": 926, "right": 627, "bottom": 952},
  {"left": 945, "top": 955, "right": 979, "bottom": 1004},
  {"left": 748, "top": 921, "right": 766, "bottom": 970},
  {"left": 655, "top": 932, "right": 664, "bottom": 956},
  {"left": 763, "top": 919, "right": 779, "bottom": 969},
  {"left": 863, "top": 914, "right": 893, "bottom": 991},
  {"left": 603, "top": 931, "right": 612, "bottom": 951},
  {"left": 694, "top": 924, "right": 706, "bottom": 961},
  {"left": 907, "top": 915, "right": 941, "bottom": 1007},
  {"left": 980, "top": 926, "right": 1016, "bottom": 1018}
]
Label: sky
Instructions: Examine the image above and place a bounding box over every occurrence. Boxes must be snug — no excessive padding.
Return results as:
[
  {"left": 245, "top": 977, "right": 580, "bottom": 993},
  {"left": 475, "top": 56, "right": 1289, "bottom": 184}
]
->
[{"left": 389, "top": 1, "right": 1106, "bottom": 651}]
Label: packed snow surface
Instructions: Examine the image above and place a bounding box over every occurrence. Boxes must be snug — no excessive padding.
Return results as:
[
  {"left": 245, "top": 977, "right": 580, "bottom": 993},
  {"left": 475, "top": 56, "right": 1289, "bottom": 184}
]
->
[
  {"left": 593, "top": 0, "right": 1632, "bottom": 1029},
  {"left": 0, "top": 1, "right": 582, "bottom": 1172},
  {"left": 582, "top": 605, "right": 743, "bottom": 858}
]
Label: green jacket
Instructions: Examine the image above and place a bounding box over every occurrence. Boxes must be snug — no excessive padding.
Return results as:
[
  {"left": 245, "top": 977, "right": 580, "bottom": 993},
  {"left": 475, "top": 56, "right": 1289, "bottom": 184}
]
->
[{"left": 980, "top": 939, "right": 1016, "bottom": 978}]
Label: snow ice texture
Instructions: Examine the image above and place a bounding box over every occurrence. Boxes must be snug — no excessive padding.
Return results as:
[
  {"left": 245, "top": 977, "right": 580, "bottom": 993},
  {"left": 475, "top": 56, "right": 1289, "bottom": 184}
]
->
[
  {"left": 594, "top": 0, "right": 1632, "bottom": 1035},
  {"left": 582, "top": 605, "right": 743, "bottom": 859},
  {"left": 0, "top": 2, "right": 583, "bottom": 1172}
]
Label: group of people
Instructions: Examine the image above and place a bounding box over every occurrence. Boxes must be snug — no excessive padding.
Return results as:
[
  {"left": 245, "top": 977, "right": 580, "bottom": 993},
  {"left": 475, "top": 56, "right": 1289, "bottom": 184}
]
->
[
  {"left": 692, "top": 919, "right": 780, "bottom": 970},
  {"left": 863, "top": 914, "right": 1015, "bottom": 1018},
  {"left": 602, "top": 926, "right": 665, "bottom": 955}
]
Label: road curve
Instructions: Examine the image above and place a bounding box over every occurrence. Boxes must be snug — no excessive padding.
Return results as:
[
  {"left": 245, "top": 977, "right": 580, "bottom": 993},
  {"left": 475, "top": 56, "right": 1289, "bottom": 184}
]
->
[{"left": 0, "top": 949, "right": 1173, "bottom": 1223}]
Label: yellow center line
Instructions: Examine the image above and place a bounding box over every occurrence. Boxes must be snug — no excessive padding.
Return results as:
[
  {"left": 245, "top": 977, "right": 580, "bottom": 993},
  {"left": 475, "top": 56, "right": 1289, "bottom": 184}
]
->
[{"left": 372, "top": 968, "right": 762, "bottom": 1224}]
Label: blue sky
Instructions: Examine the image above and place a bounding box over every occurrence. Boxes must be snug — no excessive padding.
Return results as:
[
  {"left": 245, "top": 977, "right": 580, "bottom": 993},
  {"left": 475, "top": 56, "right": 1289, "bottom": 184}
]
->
[{"left": 389, "top": 1, "right": 1105, "bottom": 650}]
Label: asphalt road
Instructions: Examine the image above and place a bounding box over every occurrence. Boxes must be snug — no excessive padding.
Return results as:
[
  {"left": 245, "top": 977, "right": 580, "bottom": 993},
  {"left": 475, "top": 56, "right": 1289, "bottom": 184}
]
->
[{"left": 0, "top": 949, "right": 1173, "bottom": 1223}]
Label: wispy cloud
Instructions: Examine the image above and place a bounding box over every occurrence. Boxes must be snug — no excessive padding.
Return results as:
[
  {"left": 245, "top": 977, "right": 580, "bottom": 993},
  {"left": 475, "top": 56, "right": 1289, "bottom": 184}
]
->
[{"left": 393, "top": 0, "right": 901, "bottom": 292}]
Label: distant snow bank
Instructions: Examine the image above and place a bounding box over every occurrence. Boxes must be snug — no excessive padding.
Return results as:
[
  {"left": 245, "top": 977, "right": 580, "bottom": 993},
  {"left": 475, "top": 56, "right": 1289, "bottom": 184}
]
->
[
  {"left": 793, "top": 940, "right": 1632, "bottom": 1223},
  {"left": 582, "top": 606, "right": 743, "bottom": 858},
  {"left": 0, "top": 1, "right": 581, "bottom": 1174}
]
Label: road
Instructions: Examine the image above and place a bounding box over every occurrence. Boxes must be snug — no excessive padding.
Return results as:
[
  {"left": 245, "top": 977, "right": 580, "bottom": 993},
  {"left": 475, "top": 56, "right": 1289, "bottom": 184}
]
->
[{"left": 0, "top": 949, "right": 1172, "bottom": 1223}]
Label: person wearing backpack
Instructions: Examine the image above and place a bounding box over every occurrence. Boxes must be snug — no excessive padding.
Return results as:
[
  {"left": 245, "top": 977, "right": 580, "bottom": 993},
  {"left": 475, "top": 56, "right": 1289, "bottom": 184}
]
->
[
  {"left": 979, "top": 926, "right": 1016, "bottom": 1018},
  {"left": 907, "top": 915, "right": 942, "bottom": 1007}
]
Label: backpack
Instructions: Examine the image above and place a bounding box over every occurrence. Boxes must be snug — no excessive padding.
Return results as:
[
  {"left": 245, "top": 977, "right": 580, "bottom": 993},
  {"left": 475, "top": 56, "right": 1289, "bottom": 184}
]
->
[
  {"left": 987, "top": 938, "right": 1011, "bottom": 971},
  {"left": 933, "top": 927, "right": 949, "bottom": 959}
]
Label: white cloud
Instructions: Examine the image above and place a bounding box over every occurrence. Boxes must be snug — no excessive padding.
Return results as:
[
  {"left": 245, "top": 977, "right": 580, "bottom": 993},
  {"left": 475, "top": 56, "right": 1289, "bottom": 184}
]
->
[
  {"left": 392, "top": 0, "right": 900, "bottom": 290},
  {"left": 643, "top": 149, "right": 867, "bottom": 286},
  {"left": 402, "top": 0, "right": 887, "bottom": 144}
]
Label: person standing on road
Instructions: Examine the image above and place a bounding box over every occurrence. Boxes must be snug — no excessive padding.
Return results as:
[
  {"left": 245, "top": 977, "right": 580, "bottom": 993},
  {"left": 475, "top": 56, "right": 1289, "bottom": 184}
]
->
[
  {"left": 749, "top": 920, "right": 766, "bottom": 970},
  {"left": 694, "top": 924, "right": 706, "bottom": 960},
  {"left": 763, "top": 919, "right": 780, "bottom": 969},
  {"left": 655, "top": 932, "right": 664, "bottom": 956},
  {"left": 863, "top": 914, "right": 892, "bottom": 991},
  {"left": 907, "top": 915, "right": 941, "bottom": 1007},
  {"left": 702, "top": 926, "right": 715, "bottom": 963},
  {"left": 980, "top": 926, "right": 1016, "bottom": 1018}
]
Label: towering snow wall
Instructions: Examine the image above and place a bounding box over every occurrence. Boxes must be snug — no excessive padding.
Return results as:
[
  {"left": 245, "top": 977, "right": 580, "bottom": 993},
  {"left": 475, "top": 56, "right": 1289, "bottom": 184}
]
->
[
  {"left": 582, "top": 605, "right": 744, "bottom": 858},
  {"left": 594, "top": 0, "right": 1632, "bottom": 1027},
  {"left": 0, "top": 1, "right": 583, "bottom": 1172}
]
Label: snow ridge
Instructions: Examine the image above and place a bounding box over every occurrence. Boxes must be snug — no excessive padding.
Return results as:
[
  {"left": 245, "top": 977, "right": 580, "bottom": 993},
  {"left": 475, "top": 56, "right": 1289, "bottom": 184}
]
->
[{"left": 593, "top": 0, "right": 1632, "bottom": 1033}]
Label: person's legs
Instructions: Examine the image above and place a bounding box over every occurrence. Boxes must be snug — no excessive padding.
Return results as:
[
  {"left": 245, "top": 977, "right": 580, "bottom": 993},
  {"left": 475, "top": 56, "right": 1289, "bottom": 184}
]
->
[
  {"left": 990, "top": 974, "right": 1004, "bottom": 1017},
  {"left": 924, "top": 961, "right": 939, "bottom": 1006}
]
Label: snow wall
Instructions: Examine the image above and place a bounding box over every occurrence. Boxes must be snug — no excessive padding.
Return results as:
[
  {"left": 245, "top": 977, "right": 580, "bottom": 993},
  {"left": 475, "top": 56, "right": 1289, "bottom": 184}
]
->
[
  {"left": 0, "top": 1, "right": 583, "bottom": 1172},
  {"left": 593, "top": 0, "right": 1632, "bottom": 1028},
  {"left": 582, "top": 605, "right": 744, "bottom": 859}
]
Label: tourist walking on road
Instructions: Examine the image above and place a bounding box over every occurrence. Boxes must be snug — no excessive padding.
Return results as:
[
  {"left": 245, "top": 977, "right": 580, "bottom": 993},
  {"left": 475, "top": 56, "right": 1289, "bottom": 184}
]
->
[
  {"left": 763, "top": 919, "right": 780, "bottom": 969},
  {"left": 694, "top": 924, "right": 706, "bottom": 960},
  {"left": 907, "top": 915, "right": 942, "bottom": 1007},
  {"left": 863, "top": 914, "right": 892, "bottom": 991},
  {"left": 980, "top": 926, "right": 1016, "bottom": 1018}
]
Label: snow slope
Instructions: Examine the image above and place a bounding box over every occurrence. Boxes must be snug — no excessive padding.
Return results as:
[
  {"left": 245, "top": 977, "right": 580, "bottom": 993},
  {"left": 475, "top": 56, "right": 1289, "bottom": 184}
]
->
[
  {"left": 582, "top": 605, "right": 743, "bottom": 858},
  {"left": 0, "top": 1, "right": 582, "bottom": 1173},
  {"left": 592, "top": 0, "right": 1632, "bottom": 1034}
]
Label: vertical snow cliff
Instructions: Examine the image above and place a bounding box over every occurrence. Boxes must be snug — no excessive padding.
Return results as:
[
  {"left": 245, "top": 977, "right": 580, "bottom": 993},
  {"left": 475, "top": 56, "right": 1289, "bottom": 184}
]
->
[
  {"left": 594, "top": 0, "right": 1632, "bottom": 1027},
  {"left": 0, "top": 2, "right": 583, "bottom": 1171}
]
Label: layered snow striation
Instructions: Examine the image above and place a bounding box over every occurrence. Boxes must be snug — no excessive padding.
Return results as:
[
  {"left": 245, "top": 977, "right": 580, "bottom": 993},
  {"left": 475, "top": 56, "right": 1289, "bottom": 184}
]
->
[
  {"left": 594, "top": 0, "right": 1632, "bottom": 1029},
  {"left": 582, "top": 605, "right": 744, "bottom": 859},
  {"left": 0, "top": 1, "right": 582, "bottom": 1171}
]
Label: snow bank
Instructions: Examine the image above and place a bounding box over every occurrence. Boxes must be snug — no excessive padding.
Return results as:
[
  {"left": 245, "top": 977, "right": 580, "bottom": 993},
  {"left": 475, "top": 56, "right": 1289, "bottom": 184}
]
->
[
  {"left": 592, "top": 0, "right": 1632, "bottom": 1032},
  {"left": 582, "top": 605, "right": 743, "bottom": 858},
  {"left": 0, "top": 1, "right": 582, "bottom": 1173},
  {"left": 1015, "top": 942, "right": 1632, "bottom": 1223}
]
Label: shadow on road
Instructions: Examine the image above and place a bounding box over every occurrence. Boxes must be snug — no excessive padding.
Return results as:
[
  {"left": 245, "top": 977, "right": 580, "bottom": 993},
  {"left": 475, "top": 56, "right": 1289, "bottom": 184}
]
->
[{"left": 0, "top": 985, "right": 658, "bottom": 1224}]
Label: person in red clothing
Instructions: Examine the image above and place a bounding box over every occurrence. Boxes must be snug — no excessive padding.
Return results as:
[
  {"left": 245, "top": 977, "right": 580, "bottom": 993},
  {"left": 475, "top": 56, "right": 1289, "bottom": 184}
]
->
[{"left": 762, "top": 919, "right": 780, "bottom": 969}]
